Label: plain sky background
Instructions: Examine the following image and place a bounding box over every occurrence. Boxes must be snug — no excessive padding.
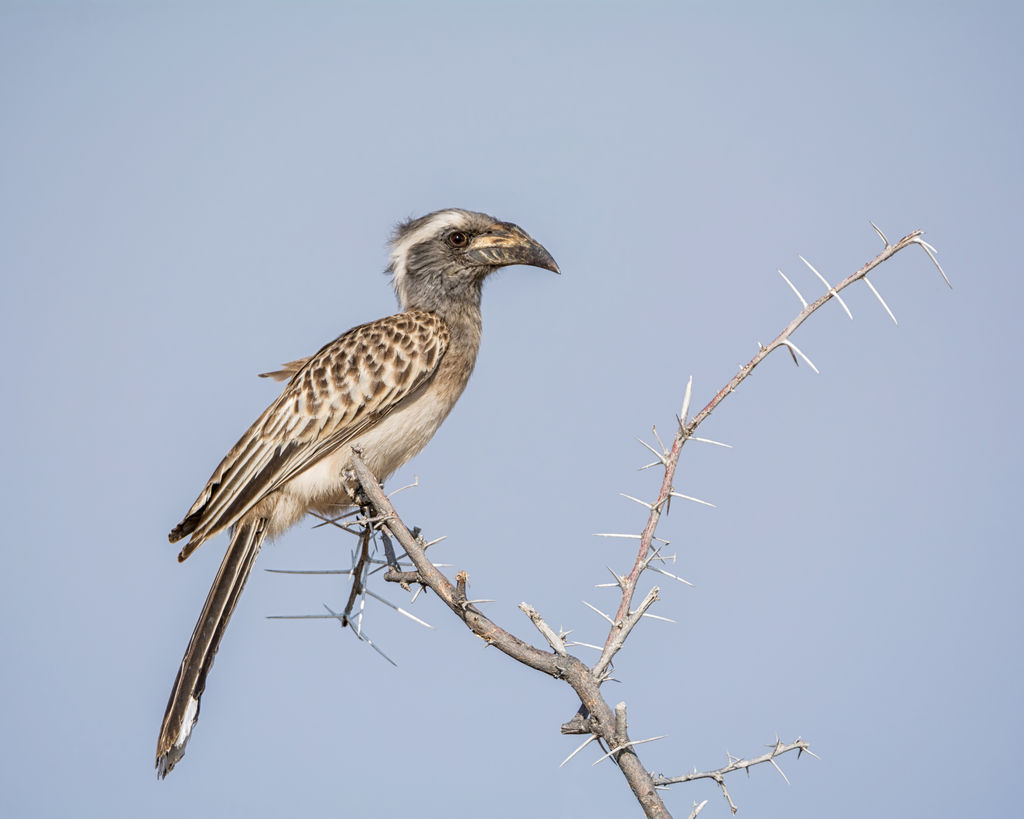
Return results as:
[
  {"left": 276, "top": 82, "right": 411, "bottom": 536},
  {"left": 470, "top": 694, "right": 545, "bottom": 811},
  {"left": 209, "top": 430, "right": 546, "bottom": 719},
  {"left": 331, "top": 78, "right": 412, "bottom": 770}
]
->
[{"left": 2, "top": 2, "right": 1020, "bottom": 817}]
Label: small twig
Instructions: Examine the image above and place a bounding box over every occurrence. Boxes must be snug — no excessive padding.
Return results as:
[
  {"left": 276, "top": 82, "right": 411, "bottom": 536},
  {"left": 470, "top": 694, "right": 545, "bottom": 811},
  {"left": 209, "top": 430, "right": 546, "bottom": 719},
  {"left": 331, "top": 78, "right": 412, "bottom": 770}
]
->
[
  {"left": 341, "top": 526, "right": 372, "bottom": 624},
  {"left": 519, "top": 603, "right": 568, "bottom": 657},
  {"left": 651, "top": 738, "right": 817, "bottom": 813},
  {"left": 383, "top": 567, "right": 424, "bottom": 587},
  {"left": 593, "top": 586, "right": 659, "bottom": 681}
]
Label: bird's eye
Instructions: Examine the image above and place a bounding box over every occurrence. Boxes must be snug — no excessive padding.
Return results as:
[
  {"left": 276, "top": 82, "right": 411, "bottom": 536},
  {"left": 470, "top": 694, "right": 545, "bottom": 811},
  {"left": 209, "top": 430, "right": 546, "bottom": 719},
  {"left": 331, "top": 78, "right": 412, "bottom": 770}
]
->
[{"left": 446, "top": 231, "right": 469, "bottom": 248}]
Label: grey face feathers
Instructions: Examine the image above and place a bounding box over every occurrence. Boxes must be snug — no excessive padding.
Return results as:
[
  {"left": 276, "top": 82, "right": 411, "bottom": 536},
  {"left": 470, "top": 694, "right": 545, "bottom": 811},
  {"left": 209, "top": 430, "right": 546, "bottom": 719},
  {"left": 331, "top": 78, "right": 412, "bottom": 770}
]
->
[{"left": 388, "top": 209, "right": 558, "bottom": 313}]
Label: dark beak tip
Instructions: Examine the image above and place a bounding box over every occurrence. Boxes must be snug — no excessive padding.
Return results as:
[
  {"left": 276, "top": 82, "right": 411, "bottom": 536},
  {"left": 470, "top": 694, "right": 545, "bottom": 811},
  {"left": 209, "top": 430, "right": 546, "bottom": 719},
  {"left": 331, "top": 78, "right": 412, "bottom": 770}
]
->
[{"left": 532, "top": 246, "right": 560, "bottom": 275}]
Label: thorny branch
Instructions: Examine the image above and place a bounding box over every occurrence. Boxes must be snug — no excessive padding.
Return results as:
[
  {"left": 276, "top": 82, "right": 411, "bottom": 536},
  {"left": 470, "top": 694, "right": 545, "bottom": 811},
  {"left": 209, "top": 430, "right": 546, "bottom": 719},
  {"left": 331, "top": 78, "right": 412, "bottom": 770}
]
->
[
  {"left": 323, "top": 227, "right": 944, "bottom": 818},
  {"left": 348, "top": 450, "right": 673, "bottom": 819},
  {"left": 652, "top": 739, "right": 818, "bottom": 815},
  {"left": 594, "top": 229, "right": 945, "bottom": 686}
]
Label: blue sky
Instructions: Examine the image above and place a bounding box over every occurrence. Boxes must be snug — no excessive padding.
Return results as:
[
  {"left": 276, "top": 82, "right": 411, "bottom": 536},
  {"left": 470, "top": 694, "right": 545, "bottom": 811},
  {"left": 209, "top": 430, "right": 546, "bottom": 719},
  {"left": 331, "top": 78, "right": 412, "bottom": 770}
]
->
[{"left": 2, "top": 3, "right": 1020, "bottom": 817}]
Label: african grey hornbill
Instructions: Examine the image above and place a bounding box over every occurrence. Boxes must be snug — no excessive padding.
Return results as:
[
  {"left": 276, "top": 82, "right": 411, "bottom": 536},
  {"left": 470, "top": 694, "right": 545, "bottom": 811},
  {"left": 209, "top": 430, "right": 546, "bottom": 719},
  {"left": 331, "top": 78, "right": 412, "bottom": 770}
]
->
[{"left": 156, "top": 209, "right": 558, "bottom": 777}]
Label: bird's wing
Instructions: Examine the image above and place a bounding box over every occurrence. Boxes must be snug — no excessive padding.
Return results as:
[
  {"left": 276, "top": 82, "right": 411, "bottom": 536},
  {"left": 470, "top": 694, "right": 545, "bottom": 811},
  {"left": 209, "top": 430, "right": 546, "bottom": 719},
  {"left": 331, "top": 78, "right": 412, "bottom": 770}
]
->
[
  {"left": 170, "top": 310, "right": 449, "bottom": 558},
  {"left": 257, "top": 357, "right": 312, "bottom": 382}
]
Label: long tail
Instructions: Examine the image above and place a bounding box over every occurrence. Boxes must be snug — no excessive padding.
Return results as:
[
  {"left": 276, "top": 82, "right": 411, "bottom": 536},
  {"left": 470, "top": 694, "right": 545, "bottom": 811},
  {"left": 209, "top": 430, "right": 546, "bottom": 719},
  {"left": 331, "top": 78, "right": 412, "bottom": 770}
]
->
[{"left": 156, "top": 517, "right": 268, "bottom": 778}]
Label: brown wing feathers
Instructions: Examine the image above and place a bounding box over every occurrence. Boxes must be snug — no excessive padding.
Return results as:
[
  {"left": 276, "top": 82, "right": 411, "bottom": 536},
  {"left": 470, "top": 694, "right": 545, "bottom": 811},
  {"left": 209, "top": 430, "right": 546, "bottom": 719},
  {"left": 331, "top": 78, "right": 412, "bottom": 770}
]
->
[{"left": 169, "top": 311, "right": 449, "bottom": 560}]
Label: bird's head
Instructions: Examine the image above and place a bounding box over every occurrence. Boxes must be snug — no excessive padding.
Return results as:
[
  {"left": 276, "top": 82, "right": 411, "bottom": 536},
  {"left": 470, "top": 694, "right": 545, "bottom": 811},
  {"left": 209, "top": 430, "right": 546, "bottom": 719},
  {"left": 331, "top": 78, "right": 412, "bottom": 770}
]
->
[{"left": 388, "top": 209, "right": 559, "bottom": 313}]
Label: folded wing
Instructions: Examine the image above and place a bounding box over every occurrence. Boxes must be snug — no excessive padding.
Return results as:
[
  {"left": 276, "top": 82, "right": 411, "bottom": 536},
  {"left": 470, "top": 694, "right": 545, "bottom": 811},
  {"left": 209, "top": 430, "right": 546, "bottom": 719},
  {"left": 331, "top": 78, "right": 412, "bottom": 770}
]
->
[{"left": 169, "top": 310, "right": 450, "bottom": 559}]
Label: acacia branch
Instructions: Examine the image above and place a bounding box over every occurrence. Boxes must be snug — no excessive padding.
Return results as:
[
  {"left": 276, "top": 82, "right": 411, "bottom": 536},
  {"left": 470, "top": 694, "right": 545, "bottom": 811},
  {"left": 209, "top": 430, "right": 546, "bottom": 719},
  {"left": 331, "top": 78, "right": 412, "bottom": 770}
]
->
[
  {"left": 348, "top": 449, "right": 672, "bottom": 819},
  {"left": 594, "top": 229, "right": 941, "bottom": 681}
]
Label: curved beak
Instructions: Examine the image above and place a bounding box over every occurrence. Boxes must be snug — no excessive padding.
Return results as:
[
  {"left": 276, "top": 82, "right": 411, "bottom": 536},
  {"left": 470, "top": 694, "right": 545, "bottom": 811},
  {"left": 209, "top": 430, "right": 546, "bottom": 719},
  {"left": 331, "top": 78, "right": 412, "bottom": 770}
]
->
[{"left": 464, "top": 223, "right": 560, "bottom": 274}]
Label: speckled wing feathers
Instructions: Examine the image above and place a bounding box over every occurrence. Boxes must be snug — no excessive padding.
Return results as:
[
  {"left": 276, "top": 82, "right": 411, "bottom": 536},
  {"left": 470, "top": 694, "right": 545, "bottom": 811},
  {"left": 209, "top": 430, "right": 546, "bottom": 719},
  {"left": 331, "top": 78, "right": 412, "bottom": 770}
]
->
[{"left": 170, "top": 311, "right": 450, "bottom": 557}]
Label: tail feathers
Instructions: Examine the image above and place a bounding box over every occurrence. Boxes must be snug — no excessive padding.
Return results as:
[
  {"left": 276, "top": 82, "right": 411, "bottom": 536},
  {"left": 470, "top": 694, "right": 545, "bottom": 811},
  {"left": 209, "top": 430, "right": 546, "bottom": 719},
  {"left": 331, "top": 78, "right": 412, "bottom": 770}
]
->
[{"left": 156, "top": 517, "right": 268, "bottom": 778}]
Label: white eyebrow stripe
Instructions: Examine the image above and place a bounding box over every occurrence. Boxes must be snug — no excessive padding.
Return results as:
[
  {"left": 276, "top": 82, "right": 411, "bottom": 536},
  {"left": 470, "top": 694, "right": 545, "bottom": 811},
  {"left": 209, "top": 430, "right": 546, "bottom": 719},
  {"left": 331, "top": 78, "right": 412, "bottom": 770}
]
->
[
  {"left": 389, "top": 210, "right": 471, "bottom": 308},
  {"left": 390, "top": 210, "right": 469, "bottom": 266}
]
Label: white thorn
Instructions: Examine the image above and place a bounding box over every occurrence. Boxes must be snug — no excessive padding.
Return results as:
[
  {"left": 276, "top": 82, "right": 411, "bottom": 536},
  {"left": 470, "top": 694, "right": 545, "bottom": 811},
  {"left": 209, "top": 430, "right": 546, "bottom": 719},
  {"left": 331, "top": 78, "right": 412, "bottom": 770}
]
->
[
  {"left": 265, "top": 568, "right": 356, "bottom": 575},
  {"left": 669, "top": 491, "right": 716, "bottom": 508},
  {"left": 594, "top": 533, "right": 642, "bottom": 539},
  {"left": 869, "top": 221, "right": 890, "bottom": 247},
  {"left": 565, "top": 641, "right": 604, "bottom": 651},
  {"left": 636, "top": 437, "right": 668, "bottom": 461},
  {"left": 581, "top": 600, "right": 616, "bottom": 625},
  {"left": 680, "top": 376, "right": 693, "bottom": 425},
  {"left": 780, "top": 339, "right": 820, "bottom": 374},
  {"left": 387, "top": 476, "right": 419, "bottom": 497},
  {"left": 651, "top": 425, "right": 667, "bottom": 454},
  {"left": 691, "top": 436, "right": 732, "bottom": 448},
  {"left": 688, "top": 799, "right": 710, "bottom": 819},
  {"left": 913, "top": 238, "right": 952, "bottom": 288},
  {"left": 560, "top": 734, "right": 598, "bottom": 768},
  {"left": 356, "top": 593, "right": 366, "bottom": 636},
  {"left": 347, "top": 622, "right": 397, "bottom": 666},
  {"left": 777, "top": 268, "right": 808, "bottom": 308},
  {"left": 640, "top": 612, "right": 676, "bottom": 623},
  {"left": 799, "top": 255, "right": 853, "bottom": 320},
  {"left": 769, "top": 757, "right": 791, "bottom": 785},
  {"left": 594, "top": 582, "right": 619, "bottom": 588},
  {"left": 648, "top": 566, "right": 695, "bottom": 586},
  {"left": 800, "top": 744, "right": 822, "bottom": 761},
  {"left": 362, "top": 588, "right": 435, "bottom": 629},
  {"left": 591, "top": 735, "right": 669, "bottom": 766},
  {"left": 863, "top": 276, "right": 898, "bottom": 325},
  {"left": 644, "top": 543, "right": 671, "bottom": 564},
  {"left": 619, "top": 492, "right": 654, "bottom": 510},
  {"left": 323, "top": 604, "right": 397, "bottom": 666}
]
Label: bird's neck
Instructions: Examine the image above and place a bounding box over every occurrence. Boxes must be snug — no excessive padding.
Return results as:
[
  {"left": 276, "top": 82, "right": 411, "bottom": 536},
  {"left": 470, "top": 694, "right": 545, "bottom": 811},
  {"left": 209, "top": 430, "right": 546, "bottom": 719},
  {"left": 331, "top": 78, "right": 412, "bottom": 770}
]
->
[{"left": 432, "top": 300, "right": 483, "bottom": 358}]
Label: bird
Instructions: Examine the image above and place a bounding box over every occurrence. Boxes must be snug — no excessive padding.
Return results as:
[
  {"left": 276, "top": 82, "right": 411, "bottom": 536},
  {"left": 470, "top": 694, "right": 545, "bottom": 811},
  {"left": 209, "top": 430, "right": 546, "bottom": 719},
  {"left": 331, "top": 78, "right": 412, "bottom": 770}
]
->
[{"left": 156, "top": 208, "right": 558, "bottom": 778}]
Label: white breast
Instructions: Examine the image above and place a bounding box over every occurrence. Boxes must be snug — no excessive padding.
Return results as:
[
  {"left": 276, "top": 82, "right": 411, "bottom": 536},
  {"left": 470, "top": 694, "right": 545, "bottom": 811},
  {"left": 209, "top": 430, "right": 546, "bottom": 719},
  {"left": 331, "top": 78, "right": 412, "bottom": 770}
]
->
[{"left": 267, "top": 381, "right": 459, "bottom": 534}]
